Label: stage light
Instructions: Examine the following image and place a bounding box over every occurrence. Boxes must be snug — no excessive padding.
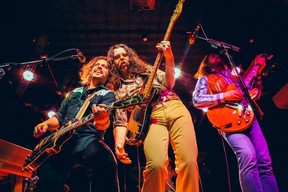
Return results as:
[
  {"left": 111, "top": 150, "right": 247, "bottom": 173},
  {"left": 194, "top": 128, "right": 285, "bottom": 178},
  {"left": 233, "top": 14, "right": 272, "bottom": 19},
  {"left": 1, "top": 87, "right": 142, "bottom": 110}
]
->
[
  {"left": 249, "top": 39, "right": 255, "bottom": 43},
  {"left": 47, "top": 111, "right": 56, "bottom": 118},
  {"left": 230, "top": 67, "right": 241, "bottom": 76},
  {"left": 174, "top": 67, "right": 181, "bottom": 78},
  {"left": 23, "top": 70, "right": 34, "bottom": 81},
  {"left": 142, "top": 34, "right": 148, "bottom": 42},
  {"left": 202, "top": 108, "right": 208, "bottom": 112}
]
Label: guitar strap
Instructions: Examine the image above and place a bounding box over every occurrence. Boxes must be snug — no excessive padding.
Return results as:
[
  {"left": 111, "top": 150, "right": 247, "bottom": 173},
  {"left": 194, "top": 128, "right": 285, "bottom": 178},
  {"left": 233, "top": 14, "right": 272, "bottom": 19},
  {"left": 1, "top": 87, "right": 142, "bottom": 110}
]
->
[{"left": 75, "top": 90, "right": 98, "bottom": 120}]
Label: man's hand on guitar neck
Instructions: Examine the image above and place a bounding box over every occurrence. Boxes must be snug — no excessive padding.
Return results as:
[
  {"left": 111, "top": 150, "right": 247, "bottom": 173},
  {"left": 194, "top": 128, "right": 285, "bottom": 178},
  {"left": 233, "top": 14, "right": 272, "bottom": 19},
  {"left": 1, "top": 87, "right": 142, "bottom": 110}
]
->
[{"left": 33, "top": 116, "right": 59, "bottom": 138}]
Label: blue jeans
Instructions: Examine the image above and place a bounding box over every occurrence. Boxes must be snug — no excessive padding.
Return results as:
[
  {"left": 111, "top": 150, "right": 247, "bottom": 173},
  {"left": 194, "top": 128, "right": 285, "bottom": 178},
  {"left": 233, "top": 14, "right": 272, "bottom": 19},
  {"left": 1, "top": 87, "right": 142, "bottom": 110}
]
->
[{"left": 222, "top": 119, "right": 278, "bottom": 192}]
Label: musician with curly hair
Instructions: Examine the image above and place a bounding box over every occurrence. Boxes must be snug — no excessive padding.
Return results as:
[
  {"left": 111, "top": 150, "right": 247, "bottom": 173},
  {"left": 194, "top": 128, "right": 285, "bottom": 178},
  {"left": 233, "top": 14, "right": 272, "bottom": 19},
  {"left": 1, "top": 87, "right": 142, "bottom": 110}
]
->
[
  {"left": 106, "top": 42, "right": 199, "bottom": 192},
  {"left": 33, "top": 56, "right": 120, "bottom": 192}
]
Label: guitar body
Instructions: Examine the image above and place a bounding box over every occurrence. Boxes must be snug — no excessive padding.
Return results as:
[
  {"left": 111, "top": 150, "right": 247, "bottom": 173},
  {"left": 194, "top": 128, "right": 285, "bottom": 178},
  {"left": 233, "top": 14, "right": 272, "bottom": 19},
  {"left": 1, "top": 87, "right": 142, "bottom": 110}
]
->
[
  {"left": 24, "top": 129, "right": 75, "bottom": 172},
  {"left": 126, "top": 89, "right": 159, "bottom": 146},
  {"left": 206, "top": 54, "right": 268, "bottom": 132},
  {"left": 207, "top": 83, "right": 255, "bottom": 132}
]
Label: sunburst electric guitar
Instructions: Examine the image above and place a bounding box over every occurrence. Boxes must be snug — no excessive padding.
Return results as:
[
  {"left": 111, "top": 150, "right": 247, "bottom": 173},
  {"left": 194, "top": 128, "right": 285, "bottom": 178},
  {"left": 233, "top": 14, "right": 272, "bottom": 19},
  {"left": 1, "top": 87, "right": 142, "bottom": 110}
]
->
[
  {"left": 125, "top": 0, "right": 185, "bottom": 146},
  {"left": 22, "top": 95, "right": 143, "bottom": 172},
  {"left": 206, "top": 54, "right": 266, "bottom": 132}
]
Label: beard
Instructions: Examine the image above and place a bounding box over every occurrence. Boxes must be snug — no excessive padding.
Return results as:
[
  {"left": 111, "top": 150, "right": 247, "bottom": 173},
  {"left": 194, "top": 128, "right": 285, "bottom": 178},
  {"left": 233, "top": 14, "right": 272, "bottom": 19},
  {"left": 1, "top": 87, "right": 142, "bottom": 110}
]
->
[{"left": 118, "top": 61, "right": 130, "bottom": 72}]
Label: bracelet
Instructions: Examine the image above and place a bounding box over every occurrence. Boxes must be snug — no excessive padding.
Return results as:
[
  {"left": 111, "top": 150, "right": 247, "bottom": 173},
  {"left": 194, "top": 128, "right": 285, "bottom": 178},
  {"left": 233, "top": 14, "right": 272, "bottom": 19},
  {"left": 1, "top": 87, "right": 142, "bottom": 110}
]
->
[
  {"left": 115, "top": 143, "right": 122, "bottom": 149},
  {"left": 93, "top": 120, "right": 110, "bottom": 130},
  {"left": 95, "top": 119, "right": 110, "bottom": 126}
]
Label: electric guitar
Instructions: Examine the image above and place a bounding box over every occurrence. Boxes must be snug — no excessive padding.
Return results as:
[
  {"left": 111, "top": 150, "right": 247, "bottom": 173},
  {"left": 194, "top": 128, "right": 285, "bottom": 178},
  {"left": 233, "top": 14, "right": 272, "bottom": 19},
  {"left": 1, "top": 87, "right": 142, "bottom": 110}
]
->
[
  {"left": 206, "top": 54, "right": 266, "bottom": 132},
  {"left": 125, "top": 0, "right": 185, "bottom": 146},
  {"left": 22, "top": 95, "right": 143, "bottom": 172}
]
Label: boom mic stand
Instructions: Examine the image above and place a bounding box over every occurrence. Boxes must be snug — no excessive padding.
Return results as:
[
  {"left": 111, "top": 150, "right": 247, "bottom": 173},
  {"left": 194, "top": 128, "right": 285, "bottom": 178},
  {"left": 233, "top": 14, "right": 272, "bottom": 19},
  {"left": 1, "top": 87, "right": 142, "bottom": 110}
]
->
[
  {"left": 222, "top": 49, "right": 264, "bottom": 125},
  {"left": 0, "top": 48, "right": 85, "bottom": 90},
  {"left": 0, "top": 48, "right": 83, "bottom": 79}
]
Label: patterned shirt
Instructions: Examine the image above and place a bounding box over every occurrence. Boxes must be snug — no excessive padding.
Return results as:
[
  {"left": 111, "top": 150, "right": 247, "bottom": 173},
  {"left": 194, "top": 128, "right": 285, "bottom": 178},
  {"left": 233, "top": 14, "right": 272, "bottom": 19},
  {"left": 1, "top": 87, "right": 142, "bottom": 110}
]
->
[{"left": 113, "top": 68, "right": 176, "bottom": 127}]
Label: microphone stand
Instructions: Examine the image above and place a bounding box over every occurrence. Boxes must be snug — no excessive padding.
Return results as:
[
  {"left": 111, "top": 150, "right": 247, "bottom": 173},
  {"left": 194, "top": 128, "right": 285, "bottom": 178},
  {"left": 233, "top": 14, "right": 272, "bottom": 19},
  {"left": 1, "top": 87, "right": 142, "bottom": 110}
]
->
[
  {"left": 221, "top": 48, "right": 263, "bottom": 125},
  {"left": 0, "top": 48, "right": 82, "bottom": 92},
  {"left": 196, "top": 24, "right": 263, "bottom": 127},
  {"left": 195, "top": 24, "right": 240, "bottom": 52}
]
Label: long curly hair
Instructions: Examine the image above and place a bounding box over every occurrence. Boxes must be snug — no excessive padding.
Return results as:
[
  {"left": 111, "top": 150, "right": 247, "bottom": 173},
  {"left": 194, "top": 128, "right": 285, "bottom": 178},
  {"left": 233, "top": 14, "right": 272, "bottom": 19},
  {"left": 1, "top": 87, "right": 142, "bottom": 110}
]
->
[
  {"left": 78, "top": 56, "right": 108, "bottom": 86},
  {"left": 106, "top": 44, "right": 149, "bottom": 91}
]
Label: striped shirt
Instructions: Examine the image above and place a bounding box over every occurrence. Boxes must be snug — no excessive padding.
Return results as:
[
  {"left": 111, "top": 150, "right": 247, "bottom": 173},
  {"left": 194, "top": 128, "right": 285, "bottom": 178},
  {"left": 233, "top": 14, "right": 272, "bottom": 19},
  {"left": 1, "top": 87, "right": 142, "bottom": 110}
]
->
[{"left": 192, "top": 70, "right": 233, "bottom": 109}]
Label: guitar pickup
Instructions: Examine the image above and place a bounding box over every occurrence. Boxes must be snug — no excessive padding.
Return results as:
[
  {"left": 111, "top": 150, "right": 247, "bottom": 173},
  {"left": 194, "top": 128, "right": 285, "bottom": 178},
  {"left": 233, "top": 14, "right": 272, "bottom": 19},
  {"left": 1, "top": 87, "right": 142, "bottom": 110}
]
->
[{"left": 225, "top": 103, "right": 238, "bottom": 110}]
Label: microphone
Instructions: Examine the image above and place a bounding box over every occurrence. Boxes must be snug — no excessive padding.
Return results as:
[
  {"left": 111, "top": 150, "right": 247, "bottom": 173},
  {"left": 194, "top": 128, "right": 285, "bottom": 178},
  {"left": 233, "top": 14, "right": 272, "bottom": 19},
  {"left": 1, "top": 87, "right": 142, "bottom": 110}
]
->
[
  {"left": 0, "top": 68, "right": 5, "bottom": 79},
  {"left": 76, "top": 49, "right": 86, "bottom": 63},
  {"left": 188, "top": 24, "right": 201, "bottom": 45},
  {"left": 265, "top": 54, "right": 274, "bottom": 61}
]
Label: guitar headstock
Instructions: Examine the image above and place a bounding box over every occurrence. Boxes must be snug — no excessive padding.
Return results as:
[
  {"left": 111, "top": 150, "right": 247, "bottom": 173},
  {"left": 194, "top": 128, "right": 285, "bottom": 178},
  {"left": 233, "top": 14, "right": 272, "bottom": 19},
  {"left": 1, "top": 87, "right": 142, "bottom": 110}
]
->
[
  {"left": 253, "top": 53, "right": 272, "bottom": 75},
  {"left": 163, "top": 0, "right": 185, "bottom": 41},
  {"left": 171, "top": 0, "right": 185, "bottom": 22}
]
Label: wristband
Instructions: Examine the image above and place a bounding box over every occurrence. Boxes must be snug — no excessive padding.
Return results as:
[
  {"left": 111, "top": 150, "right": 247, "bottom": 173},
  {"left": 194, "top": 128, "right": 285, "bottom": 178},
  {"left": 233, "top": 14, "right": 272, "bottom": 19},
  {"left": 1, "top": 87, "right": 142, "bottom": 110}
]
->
[{"left": 95, "top": 119, "right": 110, "bottom": 126}]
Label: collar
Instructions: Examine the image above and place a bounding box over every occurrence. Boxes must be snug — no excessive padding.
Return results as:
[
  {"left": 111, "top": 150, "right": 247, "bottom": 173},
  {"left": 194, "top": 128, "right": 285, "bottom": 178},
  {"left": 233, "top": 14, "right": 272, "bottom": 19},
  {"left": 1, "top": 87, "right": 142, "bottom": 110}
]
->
[
  {"left": 85, "top": 85, "right": 107, "bottom": 94},
  {"left": 120, "top": 74, "right": 146, "bottom": 85},
  {"left": 120, "top": 74, "right": 135, "bottom": 83}
]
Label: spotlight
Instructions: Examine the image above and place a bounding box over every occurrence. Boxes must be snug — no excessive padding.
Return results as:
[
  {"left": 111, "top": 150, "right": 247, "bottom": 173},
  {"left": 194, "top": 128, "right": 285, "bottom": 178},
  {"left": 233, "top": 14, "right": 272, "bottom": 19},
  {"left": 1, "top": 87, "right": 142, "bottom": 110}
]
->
[
  {"left": 142, "top": 34, "right": 148, "bottom": 42},
  {"left": 230, "top": 67, "right": 241, "bottom": 76},
  {"left": 47, "top": 111, "right": 56, "bottom": 118},
  {"left": 23, "top": 70, "right": 34, "bottom": 81},
  {"left": 174, "top": 67, "right": 181, "bottom": 78}
]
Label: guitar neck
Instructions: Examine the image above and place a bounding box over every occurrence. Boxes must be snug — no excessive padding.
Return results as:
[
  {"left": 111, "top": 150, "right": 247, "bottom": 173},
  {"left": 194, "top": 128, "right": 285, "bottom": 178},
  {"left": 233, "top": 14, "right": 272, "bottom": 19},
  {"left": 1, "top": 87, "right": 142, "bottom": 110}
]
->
[
  {"left": 57, "top": 113, "right": 94, "bottom": 137},
  {"left": 143, "top": 53, "right": 162, "bottom": 96},
  {"left": 242, "top": 53, "right": 268, "bottom": 87},
  {"left": 56, "top": 95, "right": 144, "bottom": 137},
  {"left": 143, "top": 0, "right": 184, "bottom": 97},
  {"left": 244, "top": 64, "right": 260, "bottom": 87}
]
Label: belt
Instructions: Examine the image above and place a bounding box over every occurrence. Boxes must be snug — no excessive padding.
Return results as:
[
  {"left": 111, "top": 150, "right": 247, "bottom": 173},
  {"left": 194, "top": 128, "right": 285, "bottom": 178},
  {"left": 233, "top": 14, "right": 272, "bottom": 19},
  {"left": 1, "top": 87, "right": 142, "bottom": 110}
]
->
[{"left": 158, "top": 94, "right": 180, "bottom": 103}]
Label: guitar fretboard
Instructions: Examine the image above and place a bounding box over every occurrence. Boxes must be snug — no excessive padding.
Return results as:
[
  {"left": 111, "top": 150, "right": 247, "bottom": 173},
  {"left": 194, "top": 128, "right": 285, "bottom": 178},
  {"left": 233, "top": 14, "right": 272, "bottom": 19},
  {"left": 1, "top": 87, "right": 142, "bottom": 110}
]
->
[
  {"left": 244, "top": 64, "right": 259, "bottom": 87},
  {"left": 57, "top": 114, "right": 94, "bottom": 137},
  {"left": 143, "top": 0, "right": 184, "bottom": 97}
]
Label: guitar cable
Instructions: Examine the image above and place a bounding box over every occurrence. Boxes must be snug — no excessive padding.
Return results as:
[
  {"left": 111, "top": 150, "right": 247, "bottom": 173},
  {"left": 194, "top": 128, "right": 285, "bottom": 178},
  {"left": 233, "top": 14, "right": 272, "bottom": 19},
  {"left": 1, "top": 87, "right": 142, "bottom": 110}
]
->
[
  {"left": 136, "top": 145, "right": 142, "bottom": 192},
  {"left": 220, "top": 135, "right": 232, "bottom": 192}
]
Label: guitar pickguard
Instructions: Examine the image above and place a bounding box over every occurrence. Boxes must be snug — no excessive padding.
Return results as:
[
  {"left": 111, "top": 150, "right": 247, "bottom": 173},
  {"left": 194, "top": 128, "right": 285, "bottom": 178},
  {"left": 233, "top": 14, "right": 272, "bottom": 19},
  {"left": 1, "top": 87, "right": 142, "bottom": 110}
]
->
[{"left": 126, "top": 89, "right": 158, "bottom": 146}]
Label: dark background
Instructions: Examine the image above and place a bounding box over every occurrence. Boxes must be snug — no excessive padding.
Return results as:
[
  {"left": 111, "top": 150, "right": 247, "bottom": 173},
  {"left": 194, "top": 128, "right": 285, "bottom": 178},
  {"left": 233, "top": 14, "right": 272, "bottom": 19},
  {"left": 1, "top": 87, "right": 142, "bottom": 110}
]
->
[{"left": 0, "top": 0, "right": 287, "bottom": 191}]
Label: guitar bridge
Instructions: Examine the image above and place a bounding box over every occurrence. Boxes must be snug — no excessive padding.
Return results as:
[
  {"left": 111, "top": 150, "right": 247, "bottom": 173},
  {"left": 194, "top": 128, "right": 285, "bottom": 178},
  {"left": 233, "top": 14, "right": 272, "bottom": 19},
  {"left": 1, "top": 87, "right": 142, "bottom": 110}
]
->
[{"left": 225, "top": 103, "right": 238, "bottom": 110}]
